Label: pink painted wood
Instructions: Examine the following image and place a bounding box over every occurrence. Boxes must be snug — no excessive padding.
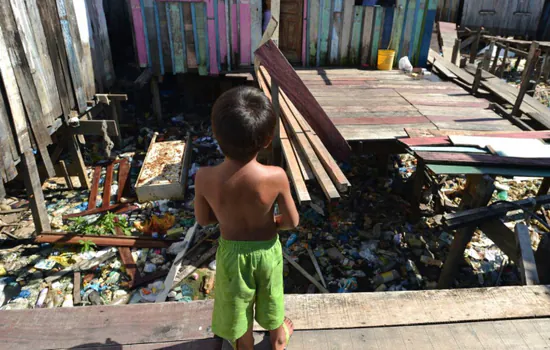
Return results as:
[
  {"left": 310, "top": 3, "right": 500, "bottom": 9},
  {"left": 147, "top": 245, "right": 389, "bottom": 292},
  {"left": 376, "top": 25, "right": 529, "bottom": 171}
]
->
[
  {"left": 129, "top": 0, "right": 148, "bottom": 66},
  {"left": 302, "top": 0, "right": 308, "bottom": 66},
  {"left": 218, "top": 0, "right": 227, "bottom": 64},
  {"left": 239, "top": 0, "right": 251, "bottom": 65},
  {"left": 205, "top": 0, "right": 219, "bottom": 74},
  {"left": 231, "top": 1, "right": 238, "bottom": 65}
]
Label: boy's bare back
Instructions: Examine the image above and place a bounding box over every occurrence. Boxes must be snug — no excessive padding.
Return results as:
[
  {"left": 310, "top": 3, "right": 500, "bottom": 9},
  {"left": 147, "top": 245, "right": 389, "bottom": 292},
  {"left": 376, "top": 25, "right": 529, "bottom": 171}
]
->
[{"left": 195, "top": 159, "right": 297, "bottom": 241}]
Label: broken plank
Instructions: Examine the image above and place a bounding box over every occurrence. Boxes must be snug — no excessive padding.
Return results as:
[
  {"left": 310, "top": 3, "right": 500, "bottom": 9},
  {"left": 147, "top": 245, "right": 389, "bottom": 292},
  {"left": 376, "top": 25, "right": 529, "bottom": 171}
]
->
[
  {"left": 515, "top": 223, "right": 540, "bottom": 285},
  {"left": 36, "top": 232, "right": 178, "bottom": 248},
  {"left": 255, "top": 41, "right": 351, "bottom": 162},
  {"left": 307, "top": 246, "right": 327, "bottom": 288},
  {"left": 69, "top": 120, "right": 119, "bottom": 136},
  {"left": 73, "top": 271, "right": 81, "bottom": 305},
  {"left": 416, "top": 151, "right": 550, "bottom": 168},
  {"left": 102, "top": 162, "right": 114, "bottom": 207},
  {"left": 62, "top": 203, "right": 137, "bottom": 219}
]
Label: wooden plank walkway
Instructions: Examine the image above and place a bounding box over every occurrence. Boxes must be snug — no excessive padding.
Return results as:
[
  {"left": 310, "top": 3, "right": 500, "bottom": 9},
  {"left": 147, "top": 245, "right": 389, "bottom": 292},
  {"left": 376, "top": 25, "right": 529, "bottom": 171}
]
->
[
  {"left": 296, "top": 68, "right": 520, "bottom": 141},
  {"left": 2, "top": 286, "right": 550, "bottom": 349}
]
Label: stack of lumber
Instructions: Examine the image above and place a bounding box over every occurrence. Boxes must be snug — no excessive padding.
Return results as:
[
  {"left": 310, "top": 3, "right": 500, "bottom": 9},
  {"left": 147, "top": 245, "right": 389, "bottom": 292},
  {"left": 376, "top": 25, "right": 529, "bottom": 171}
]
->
[{"left": 257, "top": 66, "right": 350, "bottom": 204}]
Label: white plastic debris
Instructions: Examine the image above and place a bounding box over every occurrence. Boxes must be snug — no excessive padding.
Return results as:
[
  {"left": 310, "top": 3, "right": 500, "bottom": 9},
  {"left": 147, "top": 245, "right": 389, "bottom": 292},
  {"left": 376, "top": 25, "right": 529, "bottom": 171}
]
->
[{"left": 398, "top": 56, "right": 413, "bottom": 73}]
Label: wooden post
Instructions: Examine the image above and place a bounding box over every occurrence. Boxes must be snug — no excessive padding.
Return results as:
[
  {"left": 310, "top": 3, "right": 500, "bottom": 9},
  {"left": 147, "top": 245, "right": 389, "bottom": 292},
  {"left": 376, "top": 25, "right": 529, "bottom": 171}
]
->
[
  {"left": 512, "top": 43, "right": 540, "bottom": 118},
  {"left": 68, "top": 134, "right": 90, "bottom": 189},
  {"left": 59, "top": 160, "right": 73, "bottom": 190},
  {"left": 514, "top": 57, "right": 522, "bottom": 71},
  {"left": 535, "top": 233, "right": 550, "bottom": 284},
  {"left": 438, "top": 175, "right": 495, "bottom": 288},
  {"left": 471, "top": 62, "right": 483, "bottom": 96},
  {"left": 21, "top": 149, "right": 51, "bottom": 233},
  {"left": 482, "top": 40, "right": 494, "bottom": 71},
  {"left": 108, "top": 102, "right": 123, "bottom": 147},
  {"left": 489, "top": 43, "right": 500, "bottom": 74},
  {"left": 535, "top": 177, "right": 550, "bottom": 212},
  {"left": 271, "top": 80, "right": 282, "bottom": 166},
  {"left": 451, "top": 38, "right": 461, "bottom": 66},
  {"left": 542, "top": 52, "right": 550, "bottom": 82},
  {"left": 150, "top": 76, "right": 162, "bottom": 124},
  {"left": 515, "top": 223, "right": 540, "bottom": 285},
  {"left": 409, "top": 159, "right": 425, "bottom": 221},
  {"left": 469, "top": 30, "right": 481, "bottom": 63},
  {"left": 498, "top": 43, "right": 509, "bottom": 78}
]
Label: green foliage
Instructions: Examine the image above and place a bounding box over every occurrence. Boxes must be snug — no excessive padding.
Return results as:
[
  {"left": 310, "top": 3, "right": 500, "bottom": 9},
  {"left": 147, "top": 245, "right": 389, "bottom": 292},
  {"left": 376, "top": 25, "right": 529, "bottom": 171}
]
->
[
  {"left": 78, "top": 239, "right": 97, "bottom": 253},
  {"left": 69, "top": 213, "right": 132, "bottom": 236}
]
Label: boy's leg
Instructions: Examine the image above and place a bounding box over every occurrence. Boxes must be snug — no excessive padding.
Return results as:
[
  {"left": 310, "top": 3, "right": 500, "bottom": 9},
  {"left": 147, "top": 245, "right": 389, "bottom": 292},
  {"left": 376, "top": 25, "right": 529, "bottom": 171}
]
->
[
  {"left": 269, "top": 317, "right": 294, "bottom": 350},
  {"left": 235, "top": 327, "right": 254, "bottom": 350}
]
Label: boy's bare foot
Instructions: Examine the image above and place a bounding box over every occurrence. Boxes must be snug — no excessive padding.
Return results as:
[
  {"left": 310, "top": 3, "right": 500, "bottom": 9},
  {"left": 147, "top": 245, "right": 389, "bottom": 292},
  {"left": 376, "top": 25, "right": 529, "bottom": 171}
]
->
[{"left": 270, "top": 317, "right": 294, "bottom": 350}]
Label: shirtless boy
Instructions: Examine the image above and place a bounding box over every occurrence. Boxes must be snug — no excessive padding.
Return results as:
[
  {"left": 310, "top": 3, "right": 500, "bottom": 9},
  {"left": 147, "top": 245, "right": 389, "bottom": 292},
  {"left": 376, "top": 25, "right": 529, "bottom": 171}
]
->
[{"left": 194, "top": 86, "right": 299, "bottom": 349}]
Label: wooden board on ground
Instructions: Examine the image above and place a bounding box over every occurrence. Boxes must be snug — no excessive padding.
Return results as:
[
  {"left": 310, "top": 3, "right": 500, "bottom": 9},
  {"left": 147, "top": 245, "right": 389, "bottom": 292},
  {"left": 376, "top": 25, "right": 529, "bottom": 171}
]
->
[{"left": 3, "top": 286, "right": 550, "bottom": 350}]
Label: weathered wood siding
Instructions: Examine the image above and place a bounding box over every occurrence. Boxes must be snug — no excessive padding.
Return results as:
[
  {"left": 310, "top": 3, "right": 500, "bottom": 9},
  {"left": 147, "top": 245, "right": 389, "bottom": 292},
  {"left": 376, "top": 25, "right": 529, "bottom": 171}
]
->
[
  {"left": 132, "top": 0, "right": 437, "bottom": 75},
  {"left": 0, "top": 0, "right": 114, "bottom": 188},
  {"left": 461, "top": 0, "right": 545, "bottom": 37}
]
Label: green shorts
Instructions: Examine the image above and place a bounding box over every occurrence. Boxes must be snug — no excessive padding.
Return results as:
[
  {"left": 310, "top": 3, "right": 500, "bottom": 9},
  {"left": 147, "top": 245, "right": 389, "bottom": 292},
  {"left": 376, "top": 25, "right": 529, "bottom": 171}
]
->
[{"left": 211, "top": 235, "right": 285, "bottom": 341}]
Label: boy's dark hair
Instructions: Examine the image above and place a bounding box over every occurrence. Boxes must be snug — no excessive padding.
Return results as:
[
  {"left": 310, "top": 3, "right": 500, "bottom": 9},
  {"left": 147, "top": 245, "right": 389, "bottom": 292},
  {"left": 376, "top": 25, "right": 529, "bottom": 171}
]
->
[{"left": 211, "top": 86, "right": 276, "bottom": 162}]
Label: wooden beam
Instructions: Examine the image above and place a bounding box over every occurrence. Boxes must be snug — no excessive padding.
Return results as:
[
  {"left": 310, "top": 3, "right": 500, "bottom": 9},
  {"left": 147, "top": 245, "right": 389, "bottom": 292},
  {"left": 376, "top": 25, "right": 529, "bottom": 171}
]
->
[
  {"left": 416, "top": 151, "right": 550, "bottom": 168},
  {"left": 438, "top": 175, "right": 494, "bottom": 288},
  {"left": 254, "top": 40, "right": 351, "bottom": 162},
  {"left": 283, "top": 251, "right": 329, "bottom": 293},
  {"left": 469, "top": 30, "right": 481, "bottom": 63},
  {"left": 479, "top": 219, "right": 519, "bottom": 263},
  {"left": 21, "top": 150, "right": 51, "bottom": 233},
  {"left": 68, "top": 135, "right": 90, "bottom": 189},
  {"left": 515, "top": 223, "right": 540, "bottom": 285},
  {"left": 471, "top": 63, "right": 483, "bottom": 96},
  {"left": 69, "top": 120, "right": 120, "bottom": 137},
  {"left": 36, "top": 232, "right": 178, "bottom": 248},
  {"left": 512, "top": 43, "right": 541, "bottom": 117},
  {"left": 498, "top": 43, "right": 509, "bottom": 78},
  {"left": 451, "top": 38, "right": 461, "bottom": 66},
  {"left": 482, "top": 41, "right": 494, "bottom": 71}
]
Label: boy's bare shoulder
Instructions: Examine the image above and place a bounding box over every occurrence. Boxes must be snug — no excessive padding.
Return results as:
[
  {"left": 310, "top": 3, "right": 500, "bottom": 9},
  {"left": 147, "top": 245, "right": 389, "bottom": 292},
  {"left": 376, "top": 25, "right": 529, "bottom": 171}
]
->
[
  {"left": 258, "top": 164, "right": 288, "bottom": 183},
  {"left": 195, "top": 165, "right": 220, "bottom": 185}
]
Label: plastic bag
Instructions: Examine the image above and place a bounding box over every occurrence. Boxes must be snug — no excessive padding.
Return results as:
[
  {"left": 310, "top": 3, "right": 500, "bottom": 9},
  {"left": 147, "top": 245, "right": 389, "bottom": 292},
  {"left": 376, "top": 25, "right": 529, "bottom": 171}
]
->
[{"left": 398, "top": 56, "right": 413, "bottom": 73}]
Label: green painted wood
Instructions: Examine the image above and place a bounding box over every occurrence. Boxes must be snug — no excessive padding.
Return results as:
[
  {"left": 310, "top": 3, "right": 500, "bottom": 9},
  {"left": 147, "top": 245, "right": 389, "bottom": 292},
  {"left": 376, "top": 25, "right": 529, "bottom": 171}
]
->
[
  {"left": 195, "top": 2, "right": 208, "bottom": 75},
  {"left": 427, "top": 164, "right": 550, "bottom": 177},
  {"left": 339, "top": 0, "right": 354, "bottom": 65},
  {"left": 401, "top": 0, "right": 416, "bottom": 62},
  {"left": 391, "top": 0, "right": 407, "bottom": 65},
  {"left": 349, "top": 6, "right": 363, "bottom": 65},
  {"left": 360, "top": 6, "right": 374, "bottom": 66},
  {"left": 158, "top": 2, "right": 172, "bottom": 74},
  {"left": 318, "top": 0, "right": 332, "bottom": 65},
  {"left": 411, "top": 0, "right": 427, "bottom": 65},
  {"left": 308, "top": 0, "right": 320, "bottom": 66},
  {"left": 370, "top": 6, "right": 383, "bottom": 67},
  {"left": 169, "top": 3, "right": 186, "bottom": 73}
]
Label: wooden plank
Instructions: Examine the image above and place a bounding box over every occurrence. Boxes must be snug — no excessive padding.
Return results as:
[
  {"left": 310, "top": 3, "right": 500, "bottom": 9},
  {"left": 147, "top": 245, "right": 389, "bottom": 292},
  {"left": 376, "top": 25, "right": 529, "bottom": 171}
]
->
[
  {"left": 143, "top": 0, "right": 160, "bottom": 75},
  {"left": 283, "top": 252, "right": 329, "bottom": 292},
  {"left": 168, "top": 3, "right": 185, "bottom": 73},
  {"left": 400, "top": 0, "right": 416, "bottom": 61},
  {"left": 15, "top": 0, "right": 62, "bottom": 124},
  {"left": 73, "top": 0, "right": 96, "bottom": 97},
  {"left": 217, "top": 0, "right": 227, "bottom": 67},
  {"left": 369, "top": 6, "right": 383, "bottom": 67},
  {"left": 256, "top": 46, "right": 351, "bottom": 161},
  {"left": 308, "top": 0, "right": 320, "bottom": 65},
  {"left": 129, "top": 0, "right": 148, "bottom": 67},
  {"left": 338, "top": 0, "right": 353, "bottom": 65},
  {"left": 410, "top": 0, "right": 426, "bottom": 63},
  {"left": 271, "top": 0, "right": 279, "bottom": 47},
  {"left": 515, "top": 223, "right": 540, "bottom": 285},
  {"left": 88, "top": 0, "right": 115, "bottom": 89},
  {"left": 391, "top": 0, "right": 406, "bottom": 63},
  {"left": 329, "top": 0, "right": 343, "bottom": 65},
  {"left": 359, "top": 6, "right": 374, "bottom": 67},
  {"left": 182, "top": 3, "right": 197, "bottom": 68},
  {"left": 290, "top": 140, "right": 314, "bottom": 181},
  {"left": 193, "top": 3, "right": 208, "bottom": 75},
  {"left": 302, "top": 0, "right": 308, "bottom": 66},
  {"left": 57, "top": 0, "right": 87, "bottom": 112},
  {"left": 317, "top": 0, "right": 331, "bottom": 65},
  {"left": 238, "top": 0, "right": 251, "bottom": 66},
  {"left": 0, "top": 95, "right": 17, "bottom": 182},
  {"left": 36, "top": 0, "right": 74, "bottom": 116},
  {"left": 70, "top": 120, "right": 119, "bottom": 137},
  {"left": 206, "top": 0, "right": 219, "bottom": 73},
  {"left": 0, "top": 1, "right": 55, "bottom": 178},
  {"left": 417, "top": 0, "right": 437, "bottom": 67},
  {"left": 332, "top": 116, "right": 430, "bottom": 125},
  {"left": 250, "top": 0, "right": 262, "bottom": 61},
  {"left": 512, "top": 44, "right": 541, "bottom": 118},
  {"left": 416, "top": 151, "right": 550, "bottom": 168},
  {"left": 153, "top": 1, "right": 165, "bottom": 75},
  {"left": 349, "top": 6, "right": 363, "bottom": 65}
]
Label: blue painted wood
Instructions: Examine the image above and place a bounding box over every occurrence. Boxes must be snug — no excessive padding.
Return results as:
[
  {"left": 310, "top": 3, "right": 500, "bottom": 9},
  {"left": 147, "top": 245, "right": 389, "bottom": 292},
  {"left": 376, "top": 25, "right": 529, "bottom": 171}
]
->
[
  {"left": 417, "top": 0, "right": 437, "bottom": 67},
  {"left": 397, "top": 0, "right": 410, "bottom": 61},
  {"left": 306, "top": 0, "right": 311, "bottom": 66},
  {"left": 316, "top": 0, "right": 323, "bottom": 66},
  {"left": 179, "top": 3, "right": 188, "bottom": 72},
  {"left": 153, "top": 0, "right": 164, "bottom": 75},
  {"left": 330, "top": 0, "right": 343, "bottom": 65},
  {"left": 214, "top": 0, "right": 221, "bottom": 72},
  {"left": 408, "top": 0, "right": 421, "bottom": 58},
  {"left": 166, "top": 4, "right": 176, "bottom": 72},
  {"left": 191, "top": 3, "right": 200, "bottom": 69},
  {"left": 380, "top": 6, "right": 394, "bottom": 50},
  {"left": 140, "top": 0, "right": 151, "bottom": 66}
]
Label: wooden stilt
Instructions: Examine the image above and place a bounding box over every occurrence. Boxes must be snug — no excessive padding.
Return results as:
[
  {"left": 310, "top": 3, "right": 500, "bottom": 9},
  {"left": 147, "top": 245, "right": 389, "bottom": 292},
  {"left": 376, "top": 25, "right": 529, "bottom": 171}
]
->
[
  {"left": 59, "top": 160, "right": 73, "bottom": 190},
  {"left": 515, "top": 223, "right": 540, "bottom": 285},
  {"left": 482, "top": 40, "right": 494, "bottom": 71},
  {"left": 471, "top": 63, "right": 483, "bottom": 96},
  {"left": 512, "top": 43, "right": 540, "bottom": 118},
  {"left": 469, "top": 30, "right": 481, "bottom": 63},
  {"left": 438, "top": 175, "right": 495, "bottom": 288},
  {"left": 498, "top": 43, "right": 509, "bottom": 78},
  {"left": 489, "top": 43, "right": 500, "bottom": 74},
  {"left": 409, "top": 159, "right": 425, "bottom": 221},
  {"left": 21, "top": 149, "right": 51, "bottom": 233},
  {"left": 542, "top": 52, "right": 550, "bottom": 83},
  {"left": 151, "top": 76, "right": 162, "bottom": 124},
  {"left": 68, "top": 134, "right": 90, "bottom": 189},
  {"left": 107, "top": 102, "right": 123, "bottom": 147}
]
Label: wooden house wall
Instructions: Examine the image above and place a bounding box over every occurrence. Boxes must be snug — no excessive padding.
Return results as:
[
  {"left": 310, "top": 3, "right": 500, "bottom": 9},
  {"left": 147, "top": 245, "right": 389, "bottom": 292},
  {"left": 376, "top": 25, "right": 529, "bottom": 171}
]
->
[
  {"left": 0, "top": 0, "right": 114, "bottom": 190},
  {"left": 130, "top": 0, "right": 438, "bottom": 75},
  {"left": 436, "top": 0, "right": 460, "bottom": 23},
  {"left": 461, "top": 0, "right": 544, "bottom": 37}
]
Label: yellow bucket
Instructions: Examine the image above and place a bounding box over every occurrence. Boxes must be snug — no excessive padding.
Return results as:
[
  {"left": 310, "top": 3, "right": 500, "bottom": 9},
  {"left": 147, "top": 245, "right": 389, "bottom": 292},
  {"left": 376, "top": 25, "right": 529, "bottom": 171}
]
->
[{"left": 377, "top": 49, "right": 396, "bottom": 70}]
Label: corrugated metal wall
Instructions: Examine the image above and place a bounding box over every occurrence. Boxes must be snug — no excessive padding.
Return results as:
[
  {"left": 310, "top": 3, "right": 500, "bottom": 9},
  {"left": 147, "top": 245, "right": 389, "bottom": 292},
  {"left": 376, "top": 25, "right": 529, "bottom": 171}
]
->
[{"left": 461, "top": 0, "right": 544, "bottom": 37}]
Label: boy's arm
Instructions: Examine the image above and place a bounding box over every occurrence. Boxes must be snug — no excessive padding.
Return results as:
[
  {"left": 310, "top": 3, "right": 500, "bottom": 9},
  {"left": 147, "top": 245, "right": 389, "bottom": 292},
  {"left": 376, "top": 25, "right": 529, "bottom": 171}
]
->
[
  {"left": 274, "top": 168, "right": 299, "bottom": 230},
  {"left": 194, "top": 168, "right": 218, "bottom": 226}
]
